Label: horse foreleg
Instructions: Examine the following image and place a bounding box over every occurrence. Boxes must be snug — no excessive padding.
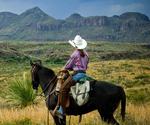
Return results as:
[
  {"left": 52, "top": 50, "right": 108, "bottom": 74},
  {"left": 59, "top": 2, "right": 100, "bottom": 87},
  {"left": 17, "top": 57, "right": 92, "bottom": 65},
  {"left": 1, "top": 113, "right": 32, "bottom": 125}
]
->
[
  {"left": 51, "top": 113, "right": 66, "bottom": 125},
  {"left": 52, "top": 101, "right": 60, "bottom": 115},
  {"left": 54, "top": 116, "right": 66, "bottom": 125}
]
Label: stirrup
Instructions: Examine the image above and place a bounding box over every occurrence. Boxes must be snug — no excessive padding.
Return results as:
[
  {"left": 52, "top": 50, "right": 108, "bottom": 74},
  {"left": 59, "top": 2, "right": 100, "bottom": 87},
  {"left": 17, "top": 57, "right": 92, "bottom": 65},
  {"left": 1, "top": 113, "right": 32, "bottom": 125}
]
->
[
  {"left": 52, "top": 105, "right": 64, "bottom": 119},
  {"left": 55, "top": 110, "right": 64, "bottom": 119},
  {"left": 52, "top": 105, "right": 59, "bottom": 115}
]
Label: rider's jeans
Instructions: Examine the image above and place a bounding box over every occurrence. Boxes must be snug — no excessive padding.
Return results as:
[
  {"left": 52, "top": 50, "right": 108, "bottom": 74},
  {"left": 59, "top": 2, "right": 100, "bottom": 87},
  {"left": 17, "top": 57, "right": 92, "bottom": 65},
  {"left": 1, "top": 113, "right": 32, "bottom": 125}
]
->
[{"left": 73, "top": 73, "right": 86, "bottom": 81}]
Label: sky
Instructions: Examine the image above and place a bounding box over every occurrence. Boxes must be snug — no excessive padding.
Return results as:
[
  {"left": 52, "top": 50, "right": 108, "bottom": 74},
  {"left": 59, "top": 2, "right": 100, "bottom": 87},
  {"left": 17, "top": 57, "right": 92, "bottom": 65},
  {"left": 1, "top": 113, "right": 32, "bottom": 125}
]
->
[{"left": 0, "top": 0, "right": 149, "bottom": 19}]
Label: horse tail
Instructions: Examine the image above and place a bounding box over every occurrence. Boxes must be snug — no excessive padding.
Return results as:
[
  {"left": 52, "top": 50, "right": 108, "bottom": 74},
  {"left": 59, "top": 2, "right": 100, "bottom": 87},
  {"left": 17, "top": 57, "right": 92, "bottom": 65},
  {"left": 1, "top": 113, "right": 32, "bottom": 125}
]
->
[{"left": 120, "top": 87, "right": 126, "bottom": 121}]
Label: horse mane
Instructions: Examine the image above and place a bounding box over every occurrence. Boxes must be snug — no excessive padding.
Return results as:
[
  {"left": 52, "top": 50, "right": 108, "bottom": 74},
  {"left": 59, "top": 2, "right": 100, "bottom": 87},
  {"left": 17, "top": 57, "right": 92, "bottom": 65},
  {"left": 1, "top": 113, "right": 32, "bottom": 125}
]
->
[
  {"left": 41, "top": 65, "right": 56, "bottom": 76},
  {"left": 32, "top": 60, "right": 55, "bottom": 76},
  {"left": 34, "top": 62, "right": 56, "bottom": 78}
]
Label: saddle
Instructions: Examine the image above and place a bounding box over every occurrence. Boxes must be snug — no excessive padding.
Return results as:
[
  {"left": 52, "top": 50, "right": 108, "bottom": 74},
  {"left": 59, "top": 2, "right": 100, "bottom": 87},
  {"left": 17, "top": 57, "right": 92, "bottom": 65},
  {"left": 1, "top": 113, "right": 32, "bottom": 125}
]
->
[
  {"left": 57, "top": 70, "right": 93, "bottom": 108},
  {"left": 53, "top": 70, "right": 95, "bottom": 118},
  {"left": 59, "top": 75, "right": 75, "bottom": 108}
]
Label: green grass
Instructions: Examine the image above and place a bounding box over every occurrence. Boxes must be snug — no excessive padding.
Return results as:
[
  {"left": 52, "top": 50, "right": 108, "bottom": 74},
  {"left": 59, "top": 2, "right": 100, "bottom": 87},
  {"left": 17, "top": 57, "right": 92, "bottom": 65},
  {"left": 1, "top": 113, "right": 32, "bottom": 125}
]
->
[
  {"left": 135, "top": 74, "right": 150, "bottom": 79},
  {"left": 0, "top": 118, "right": 32, "bottom": 125},
  {"left": 127, "top": 88, "right": 150, "bottom": 104}
]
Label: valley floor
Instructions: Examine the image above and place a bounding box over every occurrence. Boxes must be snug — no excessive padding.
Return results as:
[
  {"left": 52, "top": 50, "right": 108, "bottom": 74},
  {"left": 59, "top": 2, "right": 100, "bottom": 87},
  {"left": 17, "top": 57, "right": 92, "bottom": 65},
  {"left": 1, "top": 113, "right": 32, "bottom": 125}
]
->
[{"left": 0, "top": 41, "right": 150, "bottom": 125}]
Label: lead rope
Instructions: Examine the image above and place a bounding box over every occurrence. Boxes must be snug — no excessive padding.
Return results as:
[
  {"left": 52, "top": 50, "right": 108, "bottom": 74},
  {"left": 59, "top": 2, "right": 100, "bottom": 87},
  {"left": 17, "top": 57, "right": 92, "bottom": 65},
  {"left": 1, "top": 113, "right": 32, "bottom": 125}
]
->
[
  {"left": 68, "top": 115, "right": 71, "bottom": 125},
  {"left": 47, "top": 108, "right": 49, "bottom": 125},
  {"left": 78, "top": 115, "right": 82, "bottom": 125},
  {"left": 37, "top": 75, "right": 57, "bottom": 97},
  {"left": 68, "top": 115, "right": 82, "bottom": 125}
]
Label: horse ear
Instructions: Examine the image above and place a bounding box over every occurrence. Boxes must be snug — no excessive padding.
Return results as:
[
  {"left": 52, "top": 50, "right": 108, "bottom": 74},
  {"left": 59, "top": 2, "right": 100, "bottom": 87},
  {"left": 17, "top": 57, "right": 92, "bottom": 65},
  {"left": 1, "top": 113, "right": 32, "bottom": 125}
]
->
[
  {"left": 35, "top": 60, "right": 42, "bottom": 66},
  {"left": 38, "top": 60, "right": 42, "bottom": 65}
]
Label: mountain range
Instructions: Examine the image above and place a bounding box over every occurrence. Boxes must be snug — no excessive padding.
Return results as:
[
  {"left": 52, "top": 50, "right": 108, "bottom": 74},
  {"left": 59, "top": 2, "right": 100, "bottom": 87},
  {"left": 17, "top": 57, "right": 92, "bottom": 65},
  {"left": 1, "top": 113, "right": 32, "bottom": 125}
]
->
[{"left": 0, "top": 7, "right": 150, "bottom": 42}]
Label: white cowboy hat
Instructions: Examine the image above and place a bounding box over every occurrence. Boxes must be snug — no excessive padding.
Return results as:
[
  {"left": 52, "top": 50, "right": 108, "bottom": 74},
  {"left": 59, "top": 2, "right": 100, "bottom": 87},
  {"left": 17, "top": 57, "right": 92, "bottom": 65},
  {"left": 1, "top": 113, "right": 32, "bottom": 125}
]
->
[{"left": 68, "top": 35, "right": 87, "bottom": 49}]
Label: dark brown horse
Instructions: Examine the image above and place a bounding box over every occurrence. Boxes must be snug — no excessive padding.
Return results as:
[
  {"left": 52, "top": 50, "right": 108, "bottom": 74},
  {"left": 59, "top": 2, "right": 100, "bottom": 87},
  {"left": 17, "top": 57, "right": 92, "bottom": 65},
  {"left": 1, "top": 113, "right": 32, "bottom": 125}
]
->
[{"left": 30, "top": 61, "right": 126, "bottom": 125}]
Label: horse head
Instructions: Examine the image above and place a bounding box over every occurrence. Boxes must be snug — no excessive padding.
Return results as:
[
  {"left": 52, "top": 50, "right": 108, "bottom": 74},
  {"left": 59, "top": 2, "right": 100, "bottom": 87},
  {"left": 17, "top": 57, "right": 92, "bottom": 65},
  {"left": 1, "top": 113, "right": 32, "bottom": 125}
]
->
[{"left": 30, "top": 60, "right": 42, "bottom": 90}]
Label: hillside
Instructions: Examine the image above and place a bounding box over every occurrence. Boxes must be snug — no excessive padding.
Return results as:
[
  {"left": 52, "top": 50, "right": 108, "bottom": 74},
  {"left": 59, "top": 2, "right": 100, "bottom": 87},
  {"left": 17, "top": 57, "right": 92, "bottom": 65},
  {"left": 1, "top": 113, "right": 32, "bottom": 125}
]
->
[
  {"left": 0, "top": 41, "right": 150, "bottom": 63},
  {"left": 0, "top": 7, "right": 150, "bottom": 42}
]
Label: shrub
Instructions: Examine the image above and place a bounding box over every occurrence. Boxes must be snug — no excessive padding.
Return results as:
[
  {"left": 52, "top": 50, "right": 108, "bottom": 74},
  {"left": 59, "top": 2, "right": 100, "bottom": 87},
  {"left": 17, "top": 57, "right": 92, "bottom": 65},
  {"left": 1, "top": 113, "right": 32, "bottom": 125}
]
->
[
  {"left": 5, "top": 72, "right": 36, "bottom": 107},
  {"left": 127, "top": 88, "right": 150, "bottom": 104},
  {"left": 135, "top": 74, "right": 150, "bottom": 79}
]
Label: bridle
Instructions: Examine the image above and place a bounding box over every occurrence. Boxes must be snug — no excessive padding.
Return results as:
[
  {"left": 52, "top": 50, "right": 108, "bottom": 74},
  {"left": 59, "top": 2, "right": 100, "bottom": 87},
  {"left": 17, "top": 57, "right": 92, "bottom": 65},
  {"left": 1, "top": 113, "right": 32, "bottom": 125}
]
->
[
  {"left": 31, "top": 64, "right": 57, "bottom": 97},
  {"left": 31, "top": 65, "right": 37, "bottom": 83}
]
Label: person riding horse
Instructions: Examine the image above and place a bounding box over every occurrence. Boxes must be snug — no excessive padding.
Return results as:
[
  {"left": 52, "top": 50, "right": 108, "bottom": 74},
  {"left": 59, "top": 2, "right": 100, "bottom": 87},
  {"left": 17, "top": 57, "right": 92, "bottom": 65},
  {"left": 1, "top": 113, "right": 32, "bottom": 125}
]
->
[
  {"left": 55, "top": 35, "right": 89, "bottom": 115},
  {"left": 30, "top": 60, "right": 126, "bottom": 125}
]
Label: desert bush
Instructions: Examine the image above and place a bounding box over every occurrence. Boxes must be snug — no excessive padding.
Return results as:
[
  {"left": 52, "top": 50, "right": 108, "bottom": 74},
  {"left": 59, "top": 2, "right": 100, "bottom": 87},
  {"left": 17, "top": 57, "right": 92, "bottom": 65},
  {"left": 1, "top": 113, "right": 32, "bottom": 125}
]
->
[
  {"left": 127, "top": 88, "right": 150, "bottom": 104},
  {"left": 4, "top": 72, "right": 36, "bottom": 107},
  {"left": 141, "top": 66, "right": 150, "bottom": 70},
  {"left": 135, "top": 74, "right": 150, "bottom": 79}
]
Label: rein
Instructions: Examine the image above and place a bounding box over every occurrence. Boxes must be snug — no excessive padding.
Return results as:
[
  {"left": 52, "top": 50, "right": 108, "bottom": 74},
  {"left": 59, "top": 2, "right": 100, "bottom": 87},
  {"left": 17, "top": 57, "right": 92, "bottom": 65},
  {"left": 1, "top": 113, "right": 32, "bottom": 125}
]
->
[
  {"left": 45, "top": 75, "right": 57, "bottom": 99},
  {"left": 37, "top": 75, "right": 57, "bottom": 97}
]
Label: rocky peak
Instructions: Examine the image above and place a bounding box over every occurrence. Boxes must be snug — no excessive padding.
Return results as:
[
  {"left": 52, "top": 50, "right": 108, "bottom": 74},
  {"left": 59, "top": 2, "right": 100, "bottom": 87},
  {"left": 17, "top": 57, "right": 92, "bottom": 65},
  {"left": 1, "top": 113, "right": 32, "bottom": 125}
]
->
[
  {"left": 0, "top": 12, "right": 18, "bottom": 28},
  {"left": 66, "top": 13, "right": 83, "bottom": 21},
  {"left": 19, "top": 6, "right": 53, "bottom": 20},
  {"left": 21, "top": 7, "right": 46, "bottom": 15},
  {"left": 17, "top": 6, "right": 55, "bottom": 28},
  {"left": 120, "top": 12, "right": 150, "bottom": 22},
  {"left": 0, "top": 12, "right": 18, "bottom": 18}
]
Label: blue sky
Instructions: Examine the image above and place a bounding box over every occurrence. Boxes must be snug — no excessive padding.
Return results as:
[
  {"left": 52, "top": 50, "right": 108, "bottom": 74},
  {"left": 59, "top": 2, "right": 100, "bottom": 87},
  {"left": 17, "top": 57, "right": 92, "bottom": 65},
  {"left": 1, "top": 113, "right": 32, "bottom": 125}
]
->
[{"left": 0, "top": 0, "right": 149, "bottom": 19}]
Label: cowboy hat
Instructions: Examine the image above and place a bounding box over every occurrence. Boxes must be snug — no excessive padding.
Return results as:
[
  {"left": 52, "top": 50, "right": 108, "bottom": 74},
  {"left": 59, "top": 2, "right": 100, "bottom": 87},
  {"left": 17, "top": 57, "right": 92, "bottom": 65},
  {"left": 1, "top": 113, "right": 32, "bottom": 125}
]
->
[{"left": 68, "top": 35, "right": 87, "bottom": 49}]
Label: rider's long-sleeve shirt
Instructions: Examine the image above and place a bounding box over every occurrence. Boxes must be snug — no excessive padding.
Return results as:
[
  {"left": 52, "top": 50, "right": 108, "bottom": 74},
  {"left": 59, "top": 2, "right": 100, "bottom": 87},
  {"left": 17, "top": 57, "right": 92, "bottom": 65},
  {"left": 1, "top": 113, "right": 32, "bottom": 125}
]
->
[{"left": 64, "top": 50, "right": 89, "bottom": 71}]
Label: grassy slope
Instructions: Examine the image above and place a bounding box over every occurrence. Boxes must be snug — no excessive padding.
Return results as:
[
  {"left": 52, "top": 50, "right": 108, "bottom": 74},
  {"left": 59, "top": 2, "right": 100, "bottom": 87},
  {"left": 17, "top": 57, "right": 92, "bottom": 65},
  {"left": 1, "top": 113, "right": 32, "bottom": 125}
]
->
[{"left": 0, "top": 41, "right": 150, "bottom": 125}]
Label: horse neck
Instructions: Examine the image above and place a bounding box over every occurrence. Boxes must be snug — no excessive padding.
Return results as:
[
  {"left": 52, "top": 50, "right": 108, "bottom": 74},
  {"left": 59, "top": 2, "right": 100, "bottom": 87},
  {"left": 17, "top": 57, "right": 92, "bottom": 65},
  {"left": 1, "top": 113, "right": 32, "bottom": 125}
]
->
[{"left": 38, "top": 67, "right": 57, "bottom": 96}]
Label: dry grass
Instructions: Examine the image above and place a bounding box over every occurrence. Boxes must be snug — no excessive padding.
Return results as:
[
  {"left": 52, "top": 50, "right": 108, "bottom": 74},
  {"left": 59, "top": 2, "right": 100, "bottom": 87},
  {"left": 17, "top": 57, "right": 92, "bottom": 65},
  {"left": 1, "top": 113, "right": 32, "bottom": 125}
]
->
[
  {"left": 0, "top": 102, "right": 50, "bottom": 125},
  {"left": 87, "top": 59, "right": 150, "bottom": 88},
  {"left": 126, "top": 103, "right": 150, "bottom": 125},
  {"left": 0, "top": 102, "right": 150, "bottom": 125},
  {"left": 0, "top": 59, "right": 150, "bottom": 124}
]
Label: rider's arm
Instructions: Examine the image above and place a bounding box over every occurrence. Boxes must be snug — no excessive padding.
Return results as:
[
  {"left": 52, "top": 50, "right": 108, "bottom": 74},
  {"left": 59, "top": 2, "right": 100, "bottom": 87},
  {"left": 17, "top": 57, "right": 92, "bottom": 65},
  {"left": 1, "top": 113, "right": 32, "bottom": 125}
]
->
[
  {"left": 64, "top": 56, "right": 75, "bottom": 70},
  {"left": 63, "top": 50, "right": 78, "bottom": 71}
]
